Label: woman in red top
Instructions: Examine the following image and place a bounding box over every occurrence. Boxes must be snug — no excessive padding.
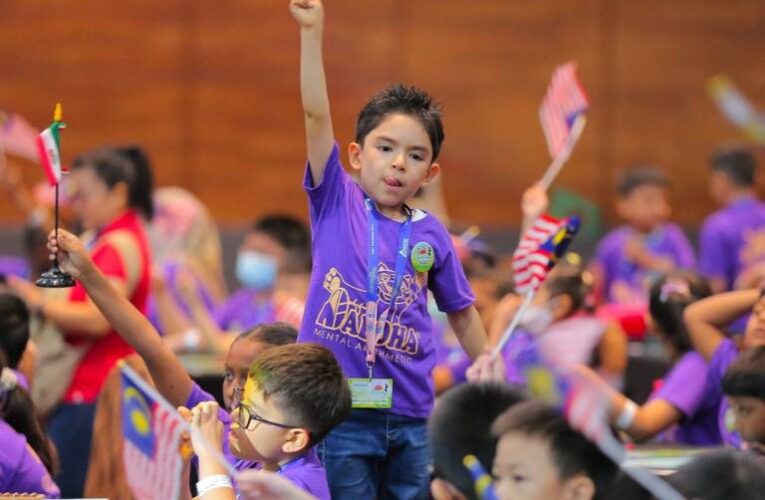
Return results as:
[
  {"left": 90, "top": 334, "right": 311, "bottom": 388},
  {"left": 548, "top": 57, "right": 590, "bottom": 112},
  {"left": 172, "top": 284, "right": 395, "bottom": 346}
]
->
[{"left": 10, "top": 145, "right": 154, "bottom": 497}]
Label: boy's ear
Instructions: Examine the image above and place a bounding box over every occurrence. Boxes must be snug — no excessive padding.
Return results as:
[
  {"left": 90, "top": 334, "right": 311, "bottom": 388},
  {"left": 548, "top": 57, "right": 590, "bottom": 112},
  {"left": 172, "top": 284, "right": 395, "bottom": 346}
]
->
[
  {"left": 348, "top": 142, "right": 363, "bottom": 171},
  {"left": 562, "top": 474, "right": 596, "bottom": 500},
  {"left": 282, "top": 428, "right": 311, "bottom": 455},
  {"left": 422, "top": 162, "right": 441, "bottom": 185}
]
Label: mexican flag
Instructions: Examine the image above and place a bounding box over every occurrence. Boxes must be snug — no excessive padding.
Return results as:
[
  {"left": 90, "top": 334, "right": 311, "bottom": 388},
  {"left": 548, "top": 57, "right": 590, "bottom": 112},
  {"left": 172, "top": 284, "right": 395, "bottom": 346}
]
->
[{"left": 35, "top": 104, "right": 66, "bottom": 186}]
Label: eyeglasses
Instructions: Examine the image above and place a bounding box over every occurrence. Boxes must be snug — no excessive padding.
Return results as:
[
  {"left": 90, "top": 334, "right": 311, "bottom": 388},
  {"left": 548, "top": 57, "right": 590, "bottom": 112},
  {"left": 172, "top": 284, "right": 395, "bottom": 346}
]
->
[{"left": 234, "top": 402, "right": 296, "bottom": 431}]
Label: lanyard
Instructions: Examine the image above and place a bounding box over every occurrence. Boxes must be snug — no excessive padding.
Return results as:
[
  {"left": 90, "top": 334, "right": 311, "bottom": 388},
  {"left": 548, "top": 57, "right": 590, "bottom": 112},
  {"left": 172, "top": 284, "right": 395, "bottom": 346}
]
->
[{"left": 364, "top": 198, "right": 412, "bottom": 377}]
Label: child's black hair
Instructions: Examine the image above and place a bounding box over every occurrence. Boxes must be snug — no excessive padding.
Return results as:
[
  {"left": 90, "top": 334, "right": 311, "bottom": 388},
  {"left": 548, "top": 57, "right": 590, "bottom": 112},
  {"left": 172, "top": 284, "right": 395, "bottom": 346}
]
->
[
  {"left": 544, "top": 272, "right": 591, "bottom": 316},
  {"left": 236, "top": 322, "right": 298, "bottom": 346},
  {"left": 0, "top": 354, "right": 58, "bottom": 475},
  {"left": 722, "top": 346, "right": 765, "bottom": 401},
  {"left": 666, "top": 449, "right": 765, "bottom": 500},
  {"left": 252, "top": 215, "right": 312, "bottom": 273},
  {"left": 72, "top": 145, "right": 155, "bottom": 221},
  {"left": 617, "top": 166, "right": 669, "bottom": 197},
  {"left": 648, "top": 271, "right": 711, "bottom": 356},
  {"left": 248, "top": 344, "right": 351, "bottom": 446},
  {"left": 429, "top": 383, "right": 525, "bottom": 500},
  {"left": 711, "top": 144, "right": 757, "bottom": 188},
  {"left": 355, "top": 84, "right": 445, "bottom": 162},
  {"left": 492, "top": 400, "right": 618, "bottom": 500},
  {"left": 0, "top": 292, "right": 30, "bottom": 369}
]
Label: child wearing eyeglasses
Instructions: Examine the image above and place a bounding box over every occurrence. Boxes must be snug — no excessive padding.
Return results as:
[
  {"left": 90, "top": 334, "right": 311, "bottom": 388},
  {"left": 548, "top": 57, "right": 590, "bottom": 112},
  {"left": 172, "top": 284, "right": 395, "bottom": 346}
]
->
[
  {"left": 190, "top": 343, "right": 351, "bottom": 499},
  {"left": 46, "top": 229, "right": 350, "bottom": 498}
]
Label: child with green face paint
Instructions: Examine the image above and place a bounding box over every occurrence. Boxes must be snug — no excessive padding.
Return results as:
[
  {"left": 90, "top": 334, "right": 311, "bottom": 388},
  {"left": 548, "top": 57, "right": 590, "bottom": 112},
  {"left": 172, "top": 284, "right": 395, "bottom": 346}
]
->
[{"left": 190, "top": 343, "right": 352, "bottom": 500}]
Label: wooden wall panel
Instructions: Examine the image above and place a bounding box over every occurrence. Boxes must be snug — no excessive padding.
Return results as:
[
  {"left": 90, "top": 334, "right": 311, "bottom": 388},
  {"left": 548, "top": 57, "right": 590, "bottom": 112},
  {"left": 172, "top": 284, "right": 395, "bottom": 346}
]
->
[{"left": 1, "top": 1, "right": 763, "bottom": 228}]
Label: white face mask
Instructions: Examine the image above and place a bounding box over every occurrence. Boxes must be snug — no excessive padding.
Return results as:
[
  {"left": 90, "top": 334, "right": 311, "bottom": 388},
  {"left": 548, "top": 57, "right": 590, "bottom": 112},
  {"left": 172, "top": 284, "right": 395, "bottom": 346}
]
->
[{"left": 519, "top": 305, "right": 554, "bottom": 335}]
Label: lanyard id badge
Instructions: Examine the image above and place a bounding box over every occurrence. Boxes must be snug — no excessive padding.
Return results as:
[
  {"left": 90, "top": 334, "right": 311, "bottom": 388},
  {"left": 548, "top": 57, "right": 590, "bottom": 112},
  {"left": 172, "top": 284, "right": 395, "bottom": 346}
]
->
[{"left": 353, "top": 199, "right": 411, "bottom": 409}]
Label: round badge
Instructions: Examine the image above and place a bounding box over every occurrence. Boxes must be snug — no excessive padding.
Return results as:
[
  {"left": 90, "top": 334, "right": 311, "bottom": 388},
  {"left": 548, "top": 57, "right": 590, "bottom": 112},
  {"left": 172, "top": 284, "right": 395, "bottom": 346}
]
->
[{"left": 411, "top": 241, "right": 435, "bottom": 273}]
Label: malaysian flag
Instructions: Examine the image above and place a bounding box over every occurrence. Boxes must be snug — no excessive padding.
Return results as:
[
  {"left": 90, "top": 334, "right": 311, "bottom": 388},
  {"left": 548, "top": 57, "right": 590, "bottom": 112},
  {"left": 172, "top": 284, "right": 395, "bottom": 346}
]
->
[
  {"left": 121, "top": 363, "right": 185, "bottom": 500},
  {"left": 539, "top": 62, "right": 589, "bottom": 159},
  {"left": 512, "top": 214, "right": 580, "bottom": 294}
]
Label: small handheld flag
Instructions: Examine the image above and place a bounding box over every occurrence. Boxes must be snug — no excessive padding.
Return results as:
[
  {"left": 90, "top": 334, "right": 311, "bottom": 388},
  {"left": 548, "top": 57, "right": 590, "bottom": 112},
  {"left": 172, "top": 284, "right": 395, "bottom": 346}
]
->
[
  {"left": 463, "top": 455, "right": 498, "bottom": 500},
  {"left": 493, "top": 214, "right": 580, "bottom": 356},
  {"left": 0, "top": 110, "right": 40, "bottom": 162},
  {"left": 707, "top": 75, "right": 765, "bottom": 145},
  {"left": 35, "top": 103, "right": 66, "bottom": 186},
  {"left": 538, "top": 62, "right": 589, "bottom": 190}
]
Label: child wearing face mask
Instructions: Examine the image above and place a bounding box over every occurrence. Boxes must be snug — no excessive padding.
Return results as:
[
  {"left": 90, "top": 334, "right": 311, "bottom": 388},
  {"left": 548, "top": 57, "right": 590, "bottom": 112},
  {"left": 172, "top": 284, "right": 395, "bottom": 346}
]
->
[{"left": 166, "top": 215, "right": 311, "bottom": 354}]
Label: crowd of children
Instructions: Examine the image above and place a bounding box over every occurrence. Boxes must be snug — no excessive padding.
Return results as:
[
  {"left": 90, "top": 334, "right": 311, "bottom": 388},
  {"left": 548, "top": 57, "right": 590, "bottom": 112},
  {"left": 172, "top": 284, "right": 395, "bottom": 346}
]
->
[{"left": 1, "top": 0, "right": 765, "bottom": 499}]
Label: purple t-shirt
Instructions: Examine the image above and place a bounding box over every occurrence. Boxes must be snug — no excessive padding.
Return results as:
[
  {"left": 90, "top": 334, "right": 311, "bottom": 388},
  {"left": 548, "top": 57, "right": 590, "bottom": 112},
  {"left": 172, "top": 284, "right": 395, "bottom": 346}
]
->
[
  {"left": 299, "top": 144, "right": 475, "bottom": 418},
  {"left": 593, "top": 223, "right": 696, "bottom": 304},
  {"left": 704, "top": 339, "right": 743, "bottom": 448},
  {"left": 213, "top": 288, "right": 276, "bottom": 332},
  {"left": 649, "top": 351, "right": 721, "bottom": 445},
  {"left": 0, "top": 420, "right": 60, "bottom": 497},
  {"left": 699, "top": 197, "right": 765, "bottom": 291},
  {"left": 185, "top": 383, "right": 329, "bottom": 498}
]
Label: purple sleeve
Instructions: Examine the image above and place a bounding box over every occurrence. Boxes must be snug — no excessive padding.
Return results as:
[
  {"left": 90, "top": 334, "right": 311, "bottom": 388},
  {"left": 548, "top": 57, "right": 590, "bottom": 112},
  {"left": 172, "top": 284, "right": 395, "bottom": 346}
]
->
[
  {"left": 652, "top": 352, "right": 709, "bottom": 417},
  {"left": 0, "top": 424, "right": 60, "bottom": 498},
  {"left": 667, "top": 223, "right": 696, "bottom": 269},
  {"left": 428, "top": 226, "right": 475, "bottom": 313},
  {"left": 698, "top": 217, "right": 729, "bottom": 281},
  {"left": 705, "top": 339, "right": 739, "bottom": 405},
  {"left": 303, "top": 143, "right": 352, "bottom": 226}
]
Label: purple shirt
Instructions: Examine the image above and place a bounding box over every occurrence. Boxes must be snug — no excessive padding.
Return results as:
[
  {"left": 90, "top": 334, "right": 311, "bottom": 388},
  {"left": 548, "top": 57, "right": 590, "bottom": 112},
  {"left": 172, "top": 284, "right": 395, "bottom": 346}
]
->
[
  {"left": 699, "top": 197, "right": 765, "bottom": 290},
  {"left": 148, "top": 260, "right": 218, "bottom": 333},
  {"left": 649, "top": 351, "right": 722, "bottom": 445},
  {"left": 593, "top": 223, "right": 696, "bottom": 304},
  {"left": 0, "top": 420, "right": 60, "bottom": 497},
  {"left": 299, "top": 144, "right": 475, "bottom": 418},
  {"left": 185, "top": 384, "right": 329, "bottom": 498},
  {"left": 705, "top": 339, "right": 742, "bottom": 448},
  {"left": 213, "top": 288, "right": 276, "bottom": 332}
]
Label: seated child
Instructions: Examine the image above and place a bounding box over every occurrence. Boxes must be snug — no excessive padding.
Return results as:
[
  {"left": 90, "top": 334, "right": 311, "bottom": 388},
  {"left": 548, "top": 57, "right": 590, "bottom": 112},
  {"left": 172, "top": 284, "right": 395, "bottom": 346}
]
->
[
  {"left": 721, "top": 346, "right": 765, "bottom": 456},
  {"left": 189, "top": 343, "right": 352, "bottom": 500},
  {"left": 590, "top": 166, "right": 695, "bottom": 306},
  {"left": 428, "top": 382, "right": 525, "bottom": 500},
  {"left": 491, "top": 400, "right": 618, "bottom": 500},
  {"left": 0, "top": 355, "right": 59, "bottom": 497},
  {"left": 588, "top": 271, "right": 722, "bottom": 445},
  {"left": 700, "top": 144, "right": 765, "bottom": 294},
  {"left": 685, "top": 288, "right": 765, "bottom": 448},
  {"left": 666, "top": 449, "right": 765, "bottom": 500}
]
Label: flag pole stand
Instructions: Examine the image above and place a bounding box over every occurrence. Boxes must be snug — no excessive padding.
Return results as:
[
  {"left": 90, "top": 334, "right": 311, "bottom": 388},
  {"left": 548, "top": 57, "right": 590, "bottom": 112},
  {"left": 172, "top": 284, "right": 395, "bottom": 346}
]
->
[{"left": 36, "top": 182, "right": 75, "bottom": 288}]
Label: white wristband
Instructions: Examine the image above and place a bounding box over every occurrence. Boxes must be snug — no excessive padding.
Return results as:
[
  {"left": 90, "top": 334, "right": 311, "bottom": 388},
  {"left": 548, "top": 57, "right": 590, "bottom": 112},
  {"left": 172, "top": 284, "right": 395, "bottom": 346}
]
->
[
  {"left": 197, "top": 474, "right": 233, "bottom": 497},
  {"left": 615, "top": 400, "right": 638, "bottom": 430}
]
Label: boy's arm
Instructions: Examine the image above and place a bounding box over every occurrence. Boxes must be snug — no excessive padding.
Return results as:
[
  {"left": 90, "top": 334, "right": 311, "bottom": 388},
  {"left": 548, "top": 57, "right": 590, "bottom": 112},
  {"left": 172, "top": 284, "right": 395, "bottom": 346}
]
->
[
  {"left": 50, "top": 229, "right": 194, "bottom": 407},
  {"left": 684, "top": 288, "right": 761, "bottom": 361},
  {"left": 447, "top": 305, "right": 488, "bottom": 360},
  {"left": 291, "top": 0, "right": 334, "bottom": 186}
]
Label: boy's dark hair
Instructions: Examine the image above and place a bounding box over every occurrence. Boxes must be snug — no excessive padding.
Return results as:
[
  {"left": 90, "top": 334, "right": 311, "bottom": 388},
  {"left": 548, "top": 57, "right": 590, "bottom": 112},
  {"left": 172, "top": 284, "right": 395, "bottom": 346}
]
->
[
  {"left": 0, "top": 293, "right": 30, "bottom": 368},
  {"left": 492, "top": 400, "right": 617, "bottom": 500},
  {"left": 0, "top": 355, "right": 58, "bottom": 475},
  {"left": 722, "top": 346, "right": 765, "bottom": 401},
  {"left": 355, "top": 84, "right": 445, "bottom": 162},
  {"left": 429, "top": 383, "right": 525, "bottom": 500},
  {"left": 252, "top": 215, "right": 312, "bottom": 273},
  {"left": 237, "top": 322, "right": 298, "bottom": 346},
  {"left": 648, "top": 271, "right": 711, "bottom": 356},
  {"left": 72, "top": 145, "right": 155, "bottom": 221},
  {"left": 617, "top": 166, "right": 669, "bottom": 197},
  {"left": 249, "top": 343, "right": 351, "bottom": 445},
  {"left": 666, "top": 449, "right": 765, "bottom": 500},
  {"left": 711, "top": 144, "right": 757, "bottom": 188},
  {"left": 544, "top": 272, "right": 590, "bottom": 315}
]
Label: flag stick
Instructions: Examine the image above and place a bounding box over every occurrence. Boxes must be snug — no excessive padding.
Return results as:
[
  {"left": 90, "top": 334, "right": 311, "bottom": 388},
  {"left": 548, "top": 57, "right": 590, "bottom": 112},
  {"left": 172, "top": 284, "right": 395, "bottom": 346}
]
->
[
  {"left": 120, "top": 362, "right": 238, "bottom": 478},
  {"left": 539, "top": 114, "right": 587, "bottom": 191},
  {"left": 492, "top": 290, "right": 536, "bottom": 356}
]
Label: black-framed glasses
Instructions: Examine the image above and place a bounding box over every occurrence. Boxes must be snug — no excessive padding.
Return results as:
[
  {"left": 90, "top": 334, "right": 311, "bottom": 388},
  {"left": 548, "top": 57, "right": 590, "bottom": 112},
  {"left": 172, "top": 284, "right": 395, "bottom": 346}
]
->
[{"left": 235, "top": 402, "right": 296, "bottom": 431}]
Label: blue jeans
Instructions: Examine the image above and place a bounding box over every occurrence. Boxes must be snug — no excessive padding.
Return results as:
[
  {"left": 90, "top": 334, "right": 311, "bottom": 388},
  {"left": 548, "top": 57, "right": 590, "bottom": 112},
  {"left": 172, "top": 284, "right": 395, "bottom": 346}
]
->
[
  {"left": 319, "top": 409, "right": 430, "bottom": 500},
  {"left": 47, "top": 403, "right": 96, "bottom": 498}
]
